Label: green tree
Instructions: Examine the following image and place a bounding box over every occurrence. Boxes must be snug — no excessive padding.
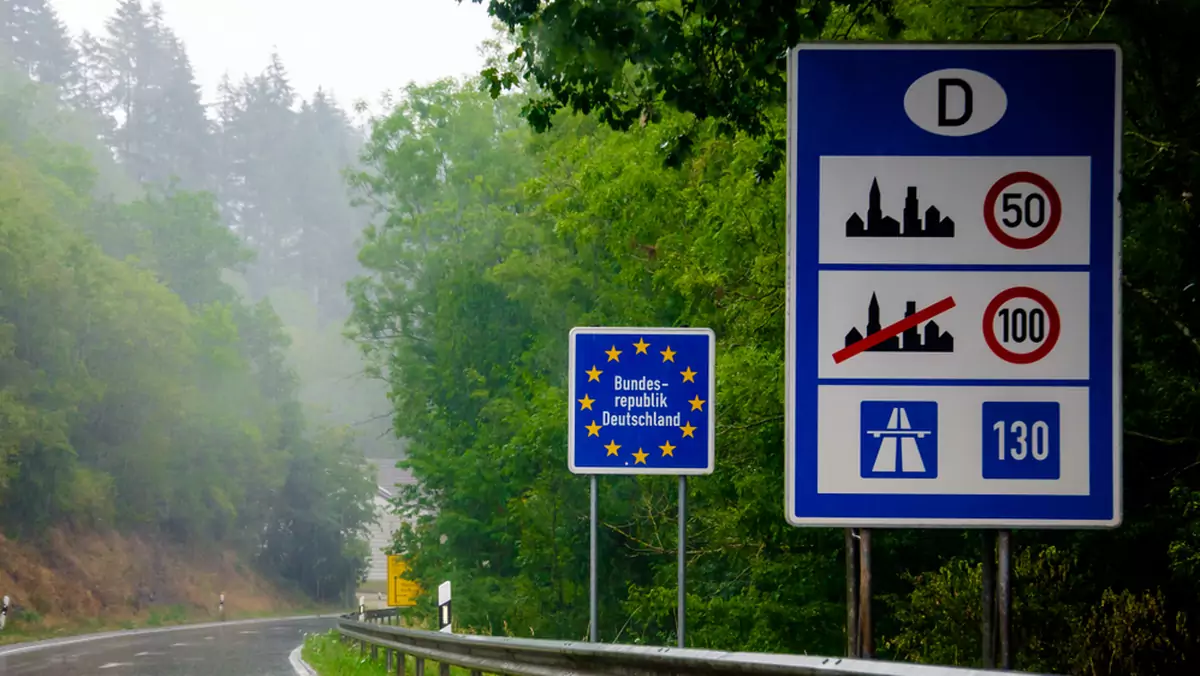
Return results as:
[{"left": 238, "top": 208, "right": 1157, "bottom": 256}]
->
[
  {"left": 1, "top": 0, "right": 79, "bottom": 92},
  {"left": 0, "top": 47, "right": 377, "bottom": 604},
  {"left": 352, "top": 0, "right": 1200, "bottom": 668}
]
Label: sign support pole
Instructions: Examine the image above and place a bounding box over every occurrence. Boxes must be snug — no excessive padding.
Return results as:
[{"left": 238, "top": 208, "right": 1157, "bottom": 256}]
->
[
  {"left": 677, "top": 476, "right": 687, "bottom": 648},
  {"left": 998, "top": 530, "right": 1013, "bottom": 669},
  {"left": 858, "top": 529, "right": 874, "bottom": 658},
  {"left": 845, "top": 529, "right": 860, "bottom": 657},
  {"left": 589, "top": 474, "right": 599, "bottom": 642},
  {"left": 982, "top": 531, "right": 997, "bottom": 668}
]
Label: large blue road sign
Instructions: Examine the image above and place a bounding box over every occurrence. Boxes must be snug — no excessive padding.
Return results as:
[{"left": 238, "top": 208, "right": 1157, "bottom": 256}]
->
[
  {"left": 785, "top": 44, "right": 1122, "bottom": 528},
  {"left": 569, "top": 327, "right": 715, "bottom": 475}
]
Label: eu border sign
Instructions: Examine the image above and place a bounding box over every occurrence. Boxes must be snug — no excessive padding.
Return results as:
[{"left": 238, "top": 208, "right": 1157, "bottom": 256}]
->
[
  {"left": 569, "top": 327, "right": 715, "bottom": 475},
  {"left": 785, "top": 44, "right": 1122, "bottom": 528}
]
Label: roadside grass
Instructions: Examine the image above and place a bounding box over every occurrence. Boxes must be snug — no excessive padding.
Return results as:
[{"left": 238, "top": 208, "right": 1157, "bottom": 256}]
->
[
  {"left": 0, "top": 603, "right": 340, "bottom": 646},
  {"left": 302, "top": 629, "right": 472, "bottom": 676}
]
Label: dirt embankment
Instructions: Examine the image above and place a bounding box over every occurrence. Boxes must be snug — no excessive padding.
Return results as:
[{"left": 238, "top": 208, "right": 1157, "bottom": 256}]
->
[{"left": 0, "top": 528, "right": 307, "bottom": 628}]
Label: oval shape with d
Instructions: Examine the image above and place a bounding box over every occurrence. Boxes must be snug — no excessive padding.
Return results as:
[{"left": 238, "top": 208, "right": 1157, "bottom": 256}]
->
[{"left": 904, "top": 68, "right": 1007, "bottom": 137}]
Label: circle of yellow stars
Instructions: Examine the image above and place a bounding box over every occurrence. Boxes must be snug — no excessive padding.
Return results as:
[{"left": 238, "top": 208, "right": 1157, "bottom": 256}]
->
[{"left": 579, "top": 336, "right": 705, "bottom": 465}]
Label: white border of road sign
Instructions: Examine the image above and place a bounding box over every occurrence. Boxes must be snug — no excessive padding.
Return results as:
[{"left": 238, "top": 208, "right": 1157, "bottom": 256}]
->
[
  {"left": 569, "top": 326, "right": 716, "bottom": 475},
  {"left": 784, "top": 42, "right": 1122, "bottom": 528}
]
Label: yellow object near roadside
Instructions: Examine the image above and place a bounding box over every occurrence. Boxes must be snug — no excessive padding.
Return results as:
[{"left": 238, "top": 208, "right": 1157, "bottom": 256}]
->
[{"left": 386, "top": 555, "right": 420, "bottom": 607}]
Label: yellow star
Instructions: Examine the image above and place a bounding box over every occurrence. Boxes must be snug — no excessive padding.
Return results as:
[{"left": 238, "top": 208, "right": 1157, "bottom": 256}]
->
[
  {"left": 586, "top": 420, "right": 602, "bottom": 437},
  {"left": 633, "top": 337, "right": 650, "bottom": 354},
  {"left": 578, "top": 394, "right": 595, "bottom": 410},
  {"left": 659, "top": 440, "right": 676, "bottom": 457},
  {"left": 604, "top": 440, "right": 621, "bottom": 456},
  {"left": 605, "top": 345, "right": 622, "bottom": 362},
  {"left": 688, "top": 395, "right": 705, "bottom": 411},
  {"left": 679, "top": 421, "right": 697, "bottom": 438},
  {"left": 585, "top": 365, "right": 602, "bottom": 382},
  {"left": 633, "top": 448, "right": 649, "bottom": 464},
  {"left": 680, "top": 366, "right": 697, "bottom": 383},
  {"left": 660, "top": 345, "right": 676, "bottom": 362}
]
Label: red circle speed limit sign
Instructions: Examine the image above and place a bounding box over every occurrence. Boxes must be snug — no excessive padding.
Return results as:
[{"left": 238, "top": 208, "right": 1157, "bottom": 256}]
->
[
  {"left": 983, "top": 171, "right": 1062, "bottom": 250},
  {"left": 982, "top": 286, "right": 1061, "bottom": 364}
]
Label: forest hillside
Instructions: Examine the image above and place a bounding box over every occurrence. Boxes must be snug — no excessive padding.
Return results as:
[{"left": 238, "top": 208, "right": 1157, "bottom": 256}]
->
[{"left": 0, "top": 0, "right": 390, "bottom": 626}]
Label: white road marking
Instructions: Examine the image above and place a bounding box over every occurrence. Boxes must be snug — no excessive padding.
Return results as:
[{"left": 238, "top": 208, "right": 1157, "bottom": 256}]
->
[
  {"left": 0, "top": 614, "right": 327, "bottom": 657},
  {"left": 203, "top": 635, "right": 214, "bottom": 640},
  {"left": 239, "top": 630, "right": 259, "bottom": 634},
  {"left": 134, "top": 651, "right": 164, "bottom": 656},
  {"left": 99, "top": 663, "right": 132, "bottom": 669},
  {"left": 170, "top": 642, "right": 190, "bottom": 647},
  {"left": 289, "top": 645, "right": 317, "bottom": 676}
]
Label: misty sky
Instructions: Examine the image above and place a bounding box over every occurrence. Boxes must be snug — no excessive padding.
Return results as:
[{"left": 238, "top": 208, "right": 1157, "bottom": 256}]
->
[{"left": 53, "top": 0, "right": 497, "bottom": 110}]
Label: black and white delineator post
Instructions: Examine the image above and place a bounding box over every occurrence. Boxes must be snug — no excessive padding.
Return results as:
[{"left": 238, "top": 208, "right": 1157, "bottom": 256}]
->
[
  {"left": 1, "top": 594, "right": 9, "bottom": 631},
  {"left": 437, "top": 581, "right": 452, "bottom": 633},
  {"left": 219, "top": 592, "right": 225, "bottom": 621}
]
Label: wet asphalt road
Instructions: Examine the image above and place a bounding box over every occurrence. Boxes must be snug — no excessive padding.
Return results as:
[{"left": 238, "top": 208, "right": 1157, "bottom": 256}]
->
[{"left": 0, "top": 616, "right": 335, "bottom": 676}]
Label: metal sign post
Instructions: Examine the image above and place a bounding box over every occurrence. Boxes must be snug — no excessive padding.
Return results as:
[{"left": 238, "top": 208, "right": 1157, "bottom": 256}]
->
[
  {"left": 677, "top": 476, "right": 687, "bottom": 647},
  {"left": 845, "top": 530, "right": 859, "bottom": 657},
  {"left": 589, "top": 475, "right": 598, "bottom": 642},
  {"left": 569, "top": 327, "right": 716, "bottom": 645},
  {"left": 982, "top": 532, "right": 997, "bottom": 668},
  {"left": 998, "top": 531, "right": 1014, "bottom": 668}
]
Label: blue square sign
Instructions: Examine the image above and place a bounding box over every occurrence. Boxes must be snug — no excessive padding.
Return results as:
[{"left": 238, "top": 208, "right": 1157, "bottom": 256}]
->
[
  {"left": 569, "top": 327, "right": 715, "bottom": 475},
  {"left": 860, "top": 401, "right": 938, "bottom": 479},
  {"left": 784, "top": 44, "right": 1122, "bottom": 528},
  {"left": 981, "top": 401, "right": 1061, "bottom": 480}
]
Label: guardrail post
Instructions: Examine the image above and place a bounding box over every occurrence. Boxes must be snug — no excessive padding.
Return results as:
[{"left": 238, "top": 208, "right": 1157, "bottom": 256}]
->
[
  {"left": 414, "top": 657, "right": 425, "bottom": 675},
  {"left": 438, "top": 664, "right": 450, "bottom": 676},
  {"left": 470, "top": 670, "right": 482, "bottom": 676},
  {"left": 386, "top": 648, "right": 393, "bottom": 670},
  {"left": 371, "top": 644, "right": 378, "bottom": 661},
  {"left": 397, "top": 651, "right": 406, "bottom": 675}
]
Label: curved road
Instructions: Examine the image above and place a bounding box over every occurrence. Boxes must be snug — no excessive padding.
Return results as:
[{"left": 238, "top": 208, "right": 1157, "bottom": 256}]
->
[{"left": 0, "top": 616, "right": 334, "bottom": 675}]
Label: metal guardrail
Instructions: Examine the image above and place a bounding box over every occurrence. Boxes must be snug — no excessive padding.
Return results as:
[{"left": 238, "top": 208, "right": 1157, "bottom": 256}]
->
[{"left": 335, "top": 608, "right": 1044, "bottom": 676}]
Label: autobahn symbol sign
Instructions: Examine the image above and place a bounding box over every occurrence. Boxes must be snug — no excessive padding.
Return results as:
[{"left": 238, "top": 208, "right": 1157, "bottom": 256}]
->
[
  {"left": 569, "top": 327, "right": 715, "bottom": 475},
  {"left": 785, "top": 44, "right": 1122, "bottom": 527}
]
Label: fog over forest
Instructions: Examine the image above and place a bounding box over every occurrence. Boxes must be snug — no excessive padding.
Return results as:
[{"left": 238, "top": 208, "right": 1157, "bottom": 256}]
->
[
  {"left": 0, "top": 0, "right": 424, "bottom": 601},
  {"left": 10, "top": 0, "right": 413, "bottom": 457},
  {"left": 6, "top": 0, "right": 1200, "bottom": 673}
]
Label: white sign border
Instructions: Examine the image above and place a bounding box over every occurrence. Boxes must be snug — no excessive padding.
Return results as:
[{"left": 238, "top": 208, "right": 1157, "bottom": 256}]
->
[
  {"left": 783, "top": 42, "right": 1124, "bottom": 528},
  {"left": 569, "top": 326, "right": 716, "bottom": 476}
]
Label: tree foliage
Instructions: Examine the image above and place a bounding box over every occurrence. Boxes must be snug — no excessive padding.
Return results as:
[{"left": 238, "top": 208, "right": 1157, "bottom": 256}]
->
[
  {"left": 350, "top": 0, "right": 1200, "bottom": 671},
  {"left": 0, "top": 0, "right": 379, "bottom": 603}
]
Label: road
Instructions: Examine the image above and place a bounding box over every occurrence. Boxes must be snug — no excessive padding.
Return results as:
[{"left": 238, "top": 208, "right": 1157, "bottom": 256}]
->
[{"left": 0, "top": 616, "right": 334, "bottom": 675}]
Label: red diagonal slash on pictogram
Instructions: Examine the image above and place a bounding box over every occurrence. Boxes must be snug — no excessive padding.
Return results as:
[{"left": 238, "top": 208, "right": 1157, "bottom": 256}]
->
[{"left": 832, "top": 296, "right": 957, "bottom": 364}]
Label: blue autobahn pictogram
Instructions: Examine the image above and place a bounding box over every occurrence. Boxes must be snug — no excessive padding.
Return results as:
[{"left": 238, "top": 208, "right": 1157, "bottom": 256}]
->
[{"left": 860, "top": 401, "right": 939, "bottom": 479}]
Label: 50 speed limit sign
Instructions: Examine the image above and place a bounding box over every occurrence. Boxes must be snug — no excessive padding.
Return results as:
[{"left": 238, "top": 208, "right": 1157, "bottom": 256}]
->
[{"left": 984, "top": 171, "right": 1063, "bottom": 250}]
